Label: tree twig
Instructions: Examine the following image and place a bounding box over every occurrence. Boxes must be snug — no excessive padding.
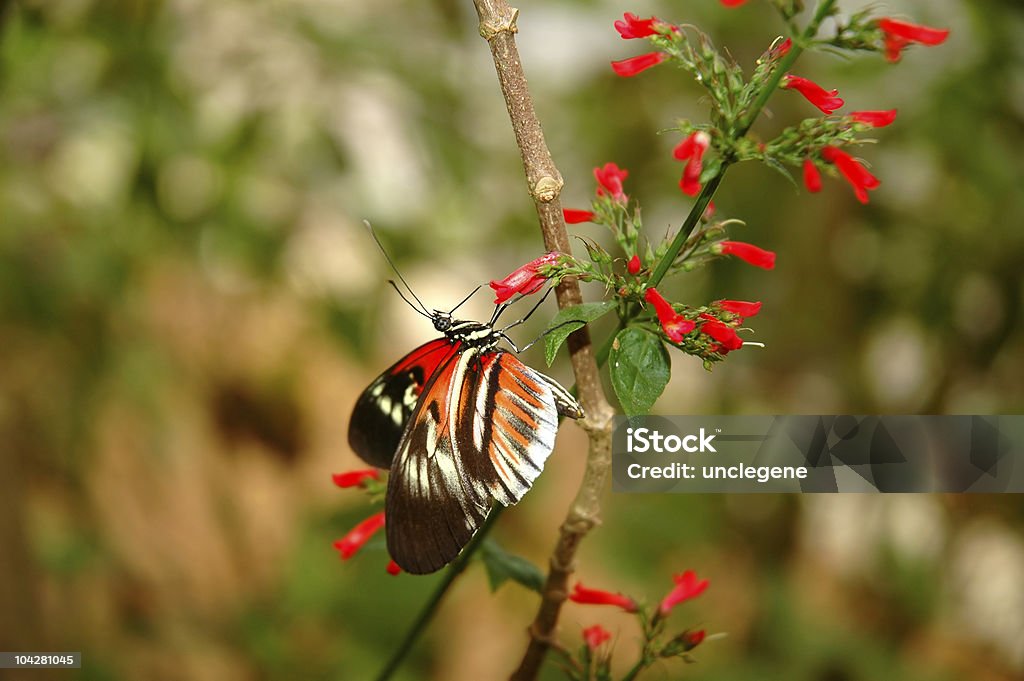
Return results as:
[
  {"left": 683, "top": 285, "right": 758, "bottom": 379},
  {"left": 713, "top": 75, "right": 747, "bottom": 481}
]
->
[{"left": 470, "top": 2, "right": 616, "bottom": 679}]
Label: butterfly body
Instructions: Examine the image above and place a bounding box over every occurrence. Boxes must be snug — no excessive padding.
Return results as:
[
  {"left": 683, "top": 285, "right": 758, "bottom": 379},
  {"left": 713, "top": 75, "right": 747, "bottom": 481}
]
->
[{"left": 349, "top": 309, "right": 582, "bottom": 574}]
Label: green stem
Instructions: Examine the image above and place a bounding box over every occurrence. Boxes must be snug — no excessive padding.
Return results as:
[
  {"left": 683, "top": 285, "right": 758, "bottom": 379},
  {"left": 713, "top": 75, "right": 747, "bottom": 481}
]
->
[
  {"left": 373, "top": 505, "right": 505, "bottom": 681},
  {"left": 647, "top": 0, "right": 837, "bottom": 289}
]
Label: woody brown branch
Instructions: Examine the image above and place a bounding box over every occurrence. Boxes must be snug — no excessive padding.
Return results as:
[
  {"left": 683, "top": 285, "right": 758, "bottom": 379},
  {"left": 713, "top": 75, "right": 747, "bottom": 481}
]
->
[{"left": 470, "top": 1, "right": 616, "bottom": 680}]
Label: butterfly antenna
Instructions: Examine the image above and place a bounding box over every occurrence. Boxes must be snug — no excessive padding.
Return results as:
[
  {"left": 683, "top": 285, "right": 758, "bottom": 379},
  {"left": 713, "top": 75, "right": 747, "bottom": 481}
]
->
[
  {"left": 449, "top": 285, "right": 482, "bottom": 316},
  {"left": 363, "top": 220, "right": 431, "bottom": 317},
  {"left": 387, "top": 280, "right": 432, "bottom": 319}
]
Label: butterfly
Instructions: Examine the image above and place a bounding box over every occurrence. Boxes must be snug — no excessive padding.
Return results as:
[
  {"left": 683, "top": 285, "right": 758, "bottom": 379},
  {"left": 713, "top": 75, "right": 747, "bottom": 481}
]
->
[{"left": 348, "top": 282, "right": 583, "bottom": 575}]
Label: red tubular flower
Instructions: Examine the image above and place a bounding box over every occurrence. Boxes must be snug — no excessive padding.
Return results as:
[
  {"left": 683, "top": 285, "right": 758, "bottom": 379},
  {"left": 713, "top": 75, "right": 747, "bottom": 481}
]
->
[
  {"left": 611, "top": 51, "right": 668, "bottom": 77},
  {"left": 386, "top": 559, "right": 402, "bottom": 576},
  {"left": 582, "top": 624, "right": 612, "bottom": 651},
  {"left": 614, "top": 12, "right": 657, "bottom": 39},
  {"left": 627, "top": 254, "right": 641, "bottom": 275},
  {"left": 716, "top": 299, "right": 762, "bottom": 319},
  {"left": 333, "top": 512, "right": 385, "bottom": 560},
  {"left": 803, "top": 158, "right": 822, "bottom": 193},
  {"left": 684, "top": 629, "right": 707, "bottom": 650},
  {"left": 658, "top": 570, "right": 710, "bottom": 616},
  {"left": 489, "top": 252, "right": 561, "bottom": 304},
  {"left": 821, "top": 145, "right": 880, "bottom": 204},
  {"left": 782, "top": 74, "right": 844, "bottom": 114},
  {"left": 673, "top": 131, "right": 711, "bottom": 197},
  {"left": 700, "top": 318, "right": 744, "bottom": 351},
  {"left": 877, "top": 18, "right": 950, "bottom": 63},
  {"left": 563, "top": 208, "right": 596, "bottom": 224},
  {"left": 720, "top": 0, "right": 748, "bottom": 6},
  {"left": 594, "top": 162, "right": 629, "bottom": 203},
  {"left": 714, "top": 241, "right": 776, "bottom": 269},
  {"left": 851, "top": 109, "right": 898, "bottom": 128},
  {"left": 644, "top": 288, "right": 696, "bottom": 343},
  {"left": 331, "top": 469, "right": 380, "bottom": 489},
  {"left": 569, "top": 583, "right": 638, "bottom": 612}
]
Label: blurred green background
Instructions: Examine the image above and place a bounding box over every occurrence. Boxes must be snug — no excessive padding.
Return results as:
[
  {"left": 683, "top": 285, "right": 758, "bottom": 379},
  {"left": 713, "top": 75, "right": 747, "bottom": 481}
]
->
[{"left": 1, "top": 0, "right": 1023, "bottom": 679}]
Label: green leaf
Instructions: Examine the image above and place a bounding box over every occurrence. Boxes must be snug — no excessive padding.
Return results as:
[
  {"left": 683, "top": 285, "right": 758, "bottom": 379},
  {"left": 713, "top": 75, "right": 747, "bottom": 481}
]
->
[
  {"left": 480, "top": 541, "right": 544, "bottom": 593},
  {"left": 610, "top": 327, "right": 671, "bottom": 416},
  {"left": 543, "top": 301, "right": 616, "bottom": 366}
]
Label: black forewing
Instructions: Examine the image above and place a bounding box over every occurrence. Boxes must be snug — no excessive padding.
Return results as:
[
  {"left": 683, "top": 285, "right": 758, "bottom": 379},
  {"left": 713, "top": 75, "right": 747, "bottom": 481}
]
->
[
  {"left": 386, "top": 349, "right": 562, "bottom": 574},
  {"left": 347, "top": 338, "right": 458, "bottom": 469}
]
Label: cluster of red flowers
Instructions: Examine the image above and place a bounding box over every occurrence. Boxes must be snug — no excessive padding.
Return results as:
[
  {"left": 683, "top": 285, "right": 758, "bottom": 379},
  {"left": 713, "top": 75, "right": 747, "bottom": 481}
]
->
[
  {"left": 609, "top": 8, "right": 948, "bottom": 206},
  {"left": 568, "top": 570, "right": 710, "bottom": 661},
  {"left": 562, "top": 161, "right": 773, "bottom": 353},
  {"left": 331, "top": 469, "right": 401, "bottom": 575}
]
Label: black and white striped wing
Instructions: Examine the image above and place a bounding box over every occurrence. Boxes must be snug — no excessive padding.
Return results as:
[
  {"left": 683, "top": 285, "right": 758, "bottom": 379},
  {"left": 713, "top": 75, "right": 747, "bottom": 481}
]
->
[{"left": 385, "top": 348, "right": 576, "bottom": 574}]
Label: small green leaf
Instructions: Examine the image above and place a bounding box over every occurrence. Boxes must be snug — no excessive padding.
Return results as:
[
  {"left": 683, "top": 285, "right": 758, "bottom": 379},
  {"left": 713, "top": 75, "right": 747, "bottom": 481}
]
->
[
  {"left": 480, "top": 541, "right": 544, "bottom": 593},
  {"left": 610, "top": 327, "right": 671, "bottom": 416},
  {"left": 543, "top": 301, "right": 616, "bottom": 366}
]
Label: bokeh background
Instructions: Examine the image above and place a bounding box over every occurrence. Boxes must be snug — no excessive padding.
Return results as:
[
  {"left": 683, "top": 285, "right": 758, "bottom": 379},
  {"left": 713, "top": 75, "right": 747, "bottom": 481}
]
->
[{"left": 2, "top": 0, "right": 1023, "bottom": 679}]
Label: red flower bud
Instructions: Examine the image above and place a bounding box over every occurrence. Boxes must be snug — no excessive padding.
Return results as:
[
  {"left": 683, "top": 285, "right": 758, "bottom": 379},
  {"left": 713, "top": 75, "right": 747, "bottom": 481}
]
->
[
  {"left": 582, "top": 624, "right": 612, "bottom": 650},
  {"left": 684, "top": 629, "right": 706, "bottom": 650},
  {"left": 331, "top": 469, "right": 380, "bottom": 489},
  {"left": 333, "top": 512, "right": 385, "bottom": 560},
  {"left": 658, "top": 570, "right": 710, "bottom": 616},
  {"left": 714, "top": 241, "right": 776, "bottom": 269},
  {"left": 877, "top": 18, "right": 949, "bottom": 63},
  {"left": 569, "top": 583, "right": 638, "bottom": 612},
  {"left": 821, "top": 145, "right": 880, "bottom": 204},
  {"left": 802, "top": 158, "right": 822, "bottom": 193},
  {"left": 611, "top": 51, "right": 668, "bottom": 77},
  {"left": 716, "top": 299, "right": 762, "bottom": 319},
  {"left": 489, "top": 252, "right": 561, "bottom": 304},
  {"left": 614, "top": 12, "right": 658, "bottom": 39},
  {"left": 720, "top": 0, "right": 748, "bottom": 6},
  {"left": 563, "top": 208, "right": 597, "bottom": 224},
  {"left": 386, "top": 559, "right": 402, "bottom": 576},
  {"left": 851, "top": 109, "right": 898, "bottom": 128},
  {"left": 644, "top": 288, "right": 696, "bottom": 343},
  {"left": 771, "top": 37, "right": 792, "bottom": 59},
  {"left": 627, "top": 254, "right": 642, "bottom": 275},
  {"left": 782, "top": 74, "right": 844, "bottom": 114},
  {"left": 594, "top": 162, "right": 629, "bottom": 203}
]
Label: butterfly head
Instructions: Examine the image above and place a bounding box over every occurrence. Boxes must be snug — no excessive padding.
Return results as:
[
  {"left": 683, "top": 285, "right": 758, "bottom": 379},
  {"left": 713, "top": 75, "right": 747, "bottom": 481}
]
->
[{"left": 431, "top": 310, "right": 453, "bottom": 332}]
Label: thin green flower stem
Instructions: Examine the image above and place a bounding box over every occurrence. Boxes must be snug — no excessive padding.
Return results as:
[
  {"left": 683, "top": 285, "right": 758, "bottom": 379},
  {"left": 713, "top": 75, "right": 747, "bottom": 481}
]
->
[
  {"left": 647, "top": 0, "right": 836, "bottom": 289},
  {"left": 374, "top": 505, "right": 505, "bottom": 681}
]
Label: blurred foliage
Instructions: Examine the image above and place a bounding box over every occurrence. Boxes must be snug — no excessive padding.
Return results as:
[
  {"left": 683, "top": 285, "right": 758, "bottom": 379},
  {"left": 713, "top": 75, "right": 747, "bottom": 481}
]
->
[{"left": 1, "top": 1, "right": 1023, "bottom": 680}]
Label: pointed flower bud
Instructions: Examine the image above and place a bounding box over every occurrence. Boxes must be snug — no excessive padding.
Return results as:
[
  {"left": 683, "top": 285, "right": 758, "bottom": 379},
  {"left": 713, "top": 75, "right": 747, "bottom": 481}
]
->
[
  {"left": 851, "top": 109, "right": 898, "bottom": 127},
  {"left": 713, "top": 241, "right": 776, "bottom": 269},
  {"left": 803, "top": 158, "right": 822, "bottom": 193},
  {"left": 386, "top": 559, "right": 402, "bottom": 576},
  {"left": 782, "top": 74, "right": 844, "bottom": 114},
  {"left": 715, "top": 299, "right": 762, "bottom": 319},
  {"left": 611, "top": 51, "right": 668, "bottom": 77},
  {"left": 563, "top": 208, "right": 597, "bottom": 224},
  {"left": 333, "top": 512, "right": 385, "bottom": 560},
  {"left": 489, "top": 252, "right": 561, "bottom": 304},
  {"left": 569, "top": 583, "right": 638, "bottom": 612},
  {"left": 627, "top": 254, "right": 642, "bottom": 275},
  {"left": 331, "top": 469, "right": 380, "bottom": 489}
]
